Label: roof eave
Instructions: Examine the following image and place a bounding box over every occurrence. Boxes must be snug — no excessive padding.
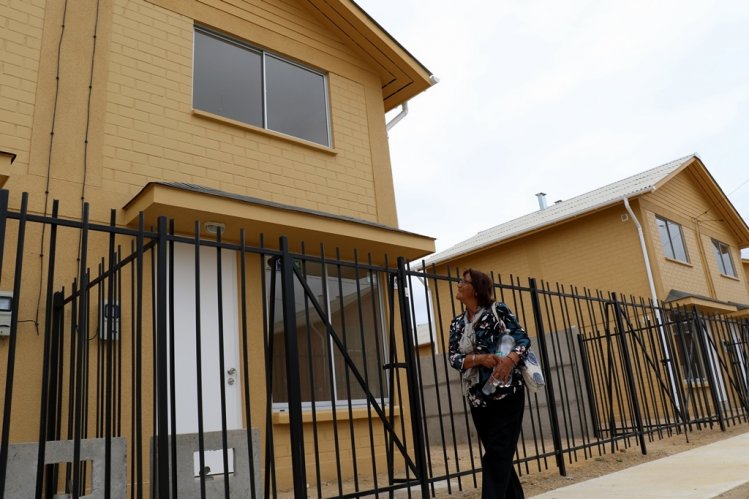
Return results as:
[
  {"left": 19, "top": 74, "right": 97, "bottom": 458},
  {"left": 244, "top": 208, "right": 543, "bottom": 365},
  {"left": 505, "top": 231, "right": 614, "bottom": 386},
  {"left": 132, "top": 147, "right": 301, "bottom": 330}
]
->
[
  {"left": 304, "top": 0, "right": 435, "bottom": 111},
  {"left": 422, "top": 192, "right": 654, "bottom": 268},
  {"left": 685, "top": 157, "right": 749, "bottom": 247}
]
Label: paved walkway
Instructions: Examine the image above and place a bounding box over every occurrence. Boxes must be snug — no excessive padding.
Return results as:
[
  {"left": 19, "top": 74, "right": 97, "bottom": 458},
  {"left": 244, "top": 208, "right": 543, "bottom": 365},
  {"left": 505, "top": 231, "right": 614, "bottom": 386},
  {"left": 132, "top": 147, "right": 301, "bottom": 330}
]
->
[{"left": 531, "top": 431, "right": 749, "bottom": 498}]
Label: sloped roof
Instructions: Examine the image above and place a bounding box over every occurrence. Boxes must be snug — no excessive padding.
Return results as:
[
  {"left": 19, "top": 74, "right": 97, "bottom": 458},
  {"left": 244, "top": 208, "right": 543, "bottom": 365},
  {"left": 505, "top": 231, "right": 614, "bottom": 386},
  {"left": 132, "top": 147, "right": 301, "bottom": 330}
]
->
[{"left": 423, "top": 155, "right": 699, "bottom": 266}]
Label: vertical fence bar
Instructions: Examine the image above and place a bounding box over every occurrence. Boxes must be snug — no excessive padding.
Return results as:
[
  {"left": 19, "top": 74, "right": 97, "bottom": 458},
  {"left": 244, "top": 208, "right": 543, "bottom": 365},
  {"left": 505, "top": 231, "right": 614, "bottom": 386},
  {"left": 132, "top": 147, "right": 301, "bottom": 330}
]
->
[
  {"left": 214, "top": 230, "right": 231, "bottom": 497},
  {"left": 105, "top": 210, "right": 116, "bottom": 499},
  {"left": 528, "top": 277, "right": 566, "bottom": 476},
  {"left": 396, "top": 257, "right": 429, "bottom": 497},
  {"left": 167, "top": 220, "right": 178, "bottom": 497},
  {"left": 263, "top": 250, "right": 278, "bottom": 498},
  {"left": 333, "top": 248, "right": 359, "bottom": 494},
  {"left": 318, "top": 246, "right": 344, "bottom": 496},
  {"left": 0, "top": 192, "right": 28, "bottom": 497},
  {"left": 297, "top": 243, "right": 325, "bottom": 497},
  {"left": 35, "top": 199, "right": 59, "bottom": 499},
  {"left": 611, "top": 294, "right": 647, "bottom": 454},
  {"left": 279, "top": 237, "right": 307, "bottom": 498},
  {"left": 134, "top": 215, "right": 145, "bottom": 499},
  {"left": 155, "top": 216, "right": 170, "bottom": 498},
  {"left": 238, "top": 230, "right": 257, "bottom": 498},
  {"left": 192, "top": 223, "right": 207, "bottom": 498},
  {"left": 48, "top": 291, "right": 65, "bottom": 497},
  {"left": 72, "top": 203, "right": 90, "bottom": 499}
]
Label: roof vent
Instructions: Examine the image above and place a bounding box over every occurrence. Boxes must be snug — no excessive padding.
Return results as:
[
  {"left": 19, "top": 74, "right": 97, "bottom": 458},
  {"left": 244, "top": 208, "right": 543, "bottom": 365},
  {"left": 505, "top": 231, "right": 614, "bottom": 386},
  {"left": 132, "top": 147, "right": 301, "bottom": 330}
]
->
[{"left": 535, "top": 192, "right": 547, "bottom": 210}]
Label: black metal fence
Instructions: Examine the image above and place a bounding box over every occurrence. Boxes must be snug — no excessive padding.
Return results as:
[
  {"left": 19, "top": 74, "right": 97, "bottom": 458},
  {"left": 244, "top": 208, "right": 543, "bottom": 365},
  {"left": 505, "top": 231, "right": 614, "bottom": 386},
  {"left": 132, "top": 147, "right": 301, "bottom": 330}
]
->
[{"left": 0, "top": 190, "right": 747, "bottom": 498}]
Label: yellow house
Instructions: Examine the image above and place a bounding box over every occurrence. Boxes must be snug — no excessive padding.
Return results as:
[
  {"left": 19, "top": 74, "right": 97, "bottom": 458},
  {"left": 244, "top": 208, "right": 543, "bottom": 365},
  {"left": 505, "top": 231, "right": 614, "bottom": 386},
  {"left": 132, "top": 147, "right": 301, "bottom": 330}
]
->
[
  {"left": 425, "top": 155, "right": 749, "bottom": 315},
  {"left": 420, "top": 155, "right": 749, "bottom": 426},
  {"left": 0, "top": 0, "right": 435, "bottom": 495}
]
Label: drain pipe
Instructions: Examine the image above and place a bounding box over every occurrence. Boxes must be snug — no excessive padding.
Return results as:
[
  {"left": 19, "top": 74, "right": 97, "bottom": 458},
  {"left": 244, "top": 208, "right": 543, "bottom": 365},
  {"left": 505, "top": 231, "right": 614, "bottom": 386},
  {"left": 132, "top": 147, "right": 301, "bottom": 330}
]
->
[
  {"left": 386, "top": 101, "right": 409, "bottom": 132},
  {"left": 623, "top": 197, "right": 681, "bottom": 410},
  {"left": 623, "top": 197, "right": 658, "bottom": 305}
]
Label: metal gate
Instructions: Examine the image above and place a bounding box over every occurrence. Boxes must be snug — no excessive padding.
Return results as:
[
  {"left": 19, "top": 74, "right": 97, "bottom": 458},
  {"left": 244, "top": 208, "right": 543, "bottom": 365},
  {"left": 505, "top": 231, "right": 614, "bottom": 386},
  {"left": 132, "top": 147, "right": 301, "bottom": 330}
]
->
[{"left": 0, "top": 191, "right": 430, "bottom": 498}]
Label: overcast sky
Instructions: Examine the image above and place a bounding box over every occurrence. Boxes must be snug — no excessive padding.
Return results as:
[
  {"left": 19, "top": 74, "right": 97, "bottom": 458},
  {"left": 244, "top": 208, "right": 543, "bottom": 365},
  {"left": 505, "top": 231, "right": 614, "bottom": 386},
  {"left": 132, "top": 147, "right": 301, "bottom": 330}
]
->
[{"left": 357, "top": 0, "right": 749, "bottom": 259}]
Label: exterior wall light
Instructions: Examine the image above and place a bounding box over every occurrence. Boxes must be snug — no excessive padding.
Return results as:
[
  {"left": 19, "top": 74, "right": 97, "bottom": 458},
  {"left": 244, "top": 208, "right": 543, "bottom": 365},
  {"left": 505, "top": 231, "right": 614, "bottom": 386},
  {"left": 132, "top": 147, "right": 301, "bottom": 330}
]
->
[{"left": 204, "top": 222, "right": 225, "bottom": 235}]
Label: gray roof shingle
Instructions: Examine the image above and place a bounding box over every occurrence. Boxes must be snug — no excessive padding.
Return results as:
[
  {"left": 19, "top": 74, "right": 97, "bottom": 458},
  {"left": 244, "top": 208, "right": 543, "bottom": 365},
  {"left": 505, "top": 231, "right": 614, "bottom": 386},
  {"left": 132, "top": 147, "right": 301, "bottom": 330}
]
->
[{"left": 423, "top": 154, "right": 697, "bottom": 266}]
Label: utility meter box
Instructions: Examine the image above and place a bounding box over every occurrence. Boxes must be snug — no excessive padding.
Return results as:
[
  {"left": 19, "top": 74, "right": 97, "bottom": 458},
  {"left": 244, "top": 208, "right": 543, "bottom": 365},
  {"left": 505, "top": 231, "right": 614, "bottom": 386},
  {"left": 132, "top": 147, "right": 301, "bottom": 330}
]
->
[
  {"left": 0, "top": 291, "right": 12, "bottom": 337},
  {"left": 98, "top": 301, "right": 120, "bottom": 341}
]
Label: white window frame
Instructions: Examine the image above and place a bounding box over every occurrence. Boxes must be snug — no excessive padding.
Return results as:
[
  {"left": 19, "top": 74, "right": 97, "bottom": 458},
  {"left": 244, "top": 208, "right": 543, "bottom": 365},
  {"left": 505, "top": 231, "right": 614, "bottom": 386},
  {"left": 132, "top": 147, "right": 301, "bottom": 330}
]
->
[
  {"left": 656, "top": 215, "right": 689, "bottom": 263},
  {"left": 267, "top": 258, "right": 390, "bottom": 411},
  {"left": 712, "top": 239, "right": 737, "bottom": 277}
]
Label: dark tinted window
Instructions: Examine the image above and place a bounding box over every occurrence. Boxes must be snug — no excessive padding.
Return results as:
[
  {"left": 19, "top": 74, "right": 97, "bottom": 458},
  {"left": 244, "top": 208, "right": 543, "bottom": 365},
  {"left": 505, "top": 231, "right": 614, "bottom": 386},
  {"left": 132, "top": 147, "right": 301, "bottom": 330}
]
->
[
  {"left": 193, "top": 29, "right": 330, "bottom": 146},
  {"left": 193, "top": 30, "right": 263, "bottom": 127},
  {"left": 266, "top": 55, "right": 329, "bottom": 146}
]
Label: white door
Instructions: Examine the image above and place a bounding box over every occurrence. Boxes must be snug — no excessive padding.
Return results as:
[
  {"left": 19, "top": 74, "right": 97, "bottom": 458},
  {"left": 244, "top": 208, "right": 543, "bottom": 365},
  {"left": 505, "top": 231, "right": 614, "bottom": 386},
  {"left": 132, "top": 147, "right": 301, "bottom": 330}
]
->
[{"left": 170, "top": 243, "right": 242, "bottom": 436}]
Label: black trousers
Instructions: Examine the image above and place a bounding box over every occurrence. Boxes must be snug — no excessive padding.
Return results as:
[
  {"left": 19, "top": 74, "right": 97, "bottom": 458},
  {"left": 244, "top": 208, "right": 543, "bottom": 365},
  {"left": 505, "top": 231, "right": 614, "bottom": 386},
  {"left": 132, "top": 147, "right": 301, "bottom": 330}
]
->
[{"left": 470, "top": 387, "right": 525, "bottom": 499}]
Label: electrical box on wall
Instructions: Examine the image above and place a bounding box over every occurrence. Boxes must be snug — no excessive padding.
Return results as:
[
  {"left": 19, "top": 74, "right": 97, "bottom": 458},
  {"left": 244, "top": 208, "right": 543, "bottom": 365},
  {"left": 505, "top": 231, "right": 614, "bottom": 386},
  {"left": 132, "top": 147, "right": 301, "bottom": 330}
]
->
[
  {"left": 98, "top": 301, "right": 120, "bottom": 341},
  {"left": 0, "top": 291, "right": 12, "bottom": 337}
]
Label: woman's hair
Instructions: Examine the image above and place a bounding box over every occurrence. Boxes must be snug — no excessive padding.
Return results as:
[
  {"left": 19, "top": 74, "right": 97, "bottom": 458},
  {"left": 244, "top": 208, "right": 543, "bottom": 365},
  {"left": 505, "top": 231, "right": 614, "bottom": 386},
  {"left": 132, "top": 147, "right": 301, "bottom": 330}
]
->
[{"left": 464, "top": 268, "right": 494, "bottom": 308}]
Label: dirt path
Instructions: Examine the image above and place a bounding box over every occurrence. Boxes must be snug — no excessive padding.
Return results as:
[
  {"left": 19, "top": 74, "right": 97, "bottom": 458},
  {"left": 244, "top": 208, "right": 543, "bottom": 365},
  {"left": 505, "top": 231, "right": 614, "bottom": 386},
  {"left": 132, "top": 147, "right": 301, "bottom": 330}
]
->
[{"left": 425, "top": 423, "right": 749, "bottom": 498}]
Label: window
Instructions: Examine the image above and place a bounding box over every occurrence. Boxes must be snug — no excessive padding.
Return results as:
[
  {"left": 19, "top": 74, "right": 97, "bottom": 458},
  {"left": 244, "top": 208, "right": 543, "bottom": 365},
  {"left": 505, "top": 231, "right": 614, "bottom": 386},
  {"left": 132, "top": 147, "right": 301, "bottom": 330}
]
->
[
  {"left": 267, "top": 259, "right": 387, "bottom": 407},
  {"left": 712, "top": 239, "right": 737, "bottom": 277},
  {"left": 656, "top": 216, "right": 688, "bottom": 262},
  {"left": 670, "top": 313, "right": 706, "bottom": 383},
  {"left": 193, "top": 28, "right": 330, "bottom": 146}
]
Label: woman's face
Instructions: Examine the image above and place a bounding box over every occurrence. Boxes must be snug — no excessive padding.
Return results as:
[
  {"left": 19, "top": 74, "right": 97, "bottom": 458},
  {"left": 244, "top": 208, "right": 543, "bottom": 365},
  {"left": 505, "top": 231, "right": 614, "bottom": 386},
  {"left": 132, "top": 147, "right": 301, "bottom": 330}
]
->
[{"left": 456, "top": 273, "right": 475, "bottom": 305}]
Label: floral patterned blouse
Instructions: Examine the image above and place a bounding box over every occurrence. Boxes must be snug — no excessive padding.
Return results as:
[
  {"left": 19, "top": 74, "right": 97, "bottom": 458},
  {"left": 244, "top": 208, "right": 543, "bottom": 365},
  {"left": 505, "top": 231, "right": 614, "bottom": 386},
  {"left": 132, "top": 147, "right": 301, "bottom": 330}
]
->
[{"left": 448, "top": 302, "right": 531, "bottom": 407}]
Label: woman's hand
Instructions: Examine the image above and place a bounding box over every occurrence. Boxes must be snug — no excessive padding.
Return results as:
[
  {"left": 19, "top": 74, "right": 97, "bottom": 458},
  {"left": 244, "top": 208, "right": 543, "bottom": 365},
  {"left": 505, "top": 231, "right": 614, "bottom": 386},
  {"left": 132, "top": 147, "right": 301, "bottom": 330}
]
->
[
  {"left": 491, "top": 355, "right": 516, "bottom": 383},
  {"left": 482, "top": 354, "right": 501, "bottom": 368},
  {"left": 469, "top": 353, "right": 499, "bottom": 369}
]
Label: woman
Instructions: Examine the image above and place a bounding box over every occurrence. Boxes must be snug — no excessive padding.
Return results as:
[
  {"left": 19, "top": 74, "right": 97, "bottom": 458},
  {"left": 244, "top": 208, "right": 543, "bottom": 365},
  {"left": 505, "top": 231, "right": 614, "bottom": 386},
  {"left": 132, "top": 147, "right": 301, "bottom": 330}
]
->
[{"left": 448, "top": 268, "right": 530, "bottom": 499}]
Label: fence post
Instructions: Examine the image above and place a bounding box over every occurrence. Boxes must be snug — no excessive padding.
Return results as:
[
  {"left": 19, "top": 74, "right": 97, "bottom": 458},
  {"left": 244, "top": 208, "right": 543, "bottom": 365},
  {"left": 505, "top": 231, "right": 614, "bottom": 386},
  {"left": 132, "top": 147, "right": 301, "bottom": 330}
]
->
[
  {"left": 35, "top": 200, "right": 60, "bottom": 498},
  {"left": 528, "top": 278, "right": 566, "bottom": 476},
  {"left": 155, "top": 216, "right": 170, "bottom": 498},
  {"left": 0, "top": 192, "right": 28, "bottom": 497},
  {"left": 396, "top": 257, "right": 429, "bottom": 497},
  {"left": 611, "top": 293, "right": 647, "bottom": 454},
  {"left": 72, "top": 201, "right": 90, "bottom": 499},
  {"left": 691, "top": 306, "right": 726, "bottom": 431},
  {"left": 279, "top": 237, "right": 307, "bottom": 497}
]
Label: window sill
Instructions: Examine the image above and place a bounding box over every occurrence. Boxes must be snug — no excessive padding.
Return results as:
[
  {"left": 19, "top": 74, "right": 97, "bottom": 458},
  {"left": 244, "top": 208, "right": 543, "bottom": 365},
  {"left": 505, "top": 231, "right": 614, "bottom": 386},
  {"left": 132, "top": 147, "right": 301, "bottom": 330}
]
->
[
  {"left": 719, "top": 273, "right": 740, "bottom": 281},
  {"left": 192, "top": 109, "right": 337, "bottom": 156},
  {"left": 664, "top": 257, "right": 692, "bottom": 268},
  {"left": 272, "top": 405, "right": 400, "bottom": 425}
]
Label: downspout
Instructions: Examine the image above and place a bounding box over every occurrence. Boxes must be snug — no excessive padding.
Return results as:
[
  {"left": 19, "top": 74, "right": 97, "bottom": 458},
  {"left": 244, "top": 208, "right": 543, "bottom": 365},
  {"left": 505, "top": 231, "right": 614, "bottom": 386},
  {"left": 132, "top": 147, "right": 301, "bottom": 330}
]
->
[
  {"left": 623, "top": 196, "right": 681, "bottom": 410},
  {"left": 623, "top": 197, "right": 659, "bottom": 306},
  {"left": 386, "top": 101, "right": 409, "bottom": 132}
]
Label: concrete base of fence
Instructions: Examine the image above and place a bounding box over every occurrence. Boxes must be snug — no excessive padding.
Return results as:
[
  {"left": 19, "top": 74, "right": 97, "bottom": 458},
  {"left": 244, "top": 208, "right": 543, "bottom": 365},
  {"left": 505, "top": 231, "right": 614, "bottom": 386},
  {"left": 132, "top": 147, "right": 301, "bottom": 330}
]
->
[
  {"left": 420, "top": 335, "right": 593, "bottom": 448},
  {"left": 4, "top": 437, "right": 126, "bottom": 498},
  {"left": 150, "top": 429, "right": 260, "bottom": 498}
]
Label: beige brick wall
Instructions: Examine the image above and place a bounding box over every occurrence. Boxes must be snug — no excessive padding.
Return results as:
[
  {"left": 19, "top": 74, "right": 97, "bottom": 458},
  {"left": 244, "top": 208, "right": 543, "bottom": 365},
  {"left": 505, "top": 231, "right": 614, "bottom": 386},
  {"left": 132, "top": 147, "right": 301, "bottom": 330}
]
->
[
  {"left": 98, "top": 0, "right": 381, "bottom": 222},
  {"left": 0, "top": 0, "right": 45, "bottom": 173},
  {"left": 440, "top": 204, "right": 651, "bottom": 299}
]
